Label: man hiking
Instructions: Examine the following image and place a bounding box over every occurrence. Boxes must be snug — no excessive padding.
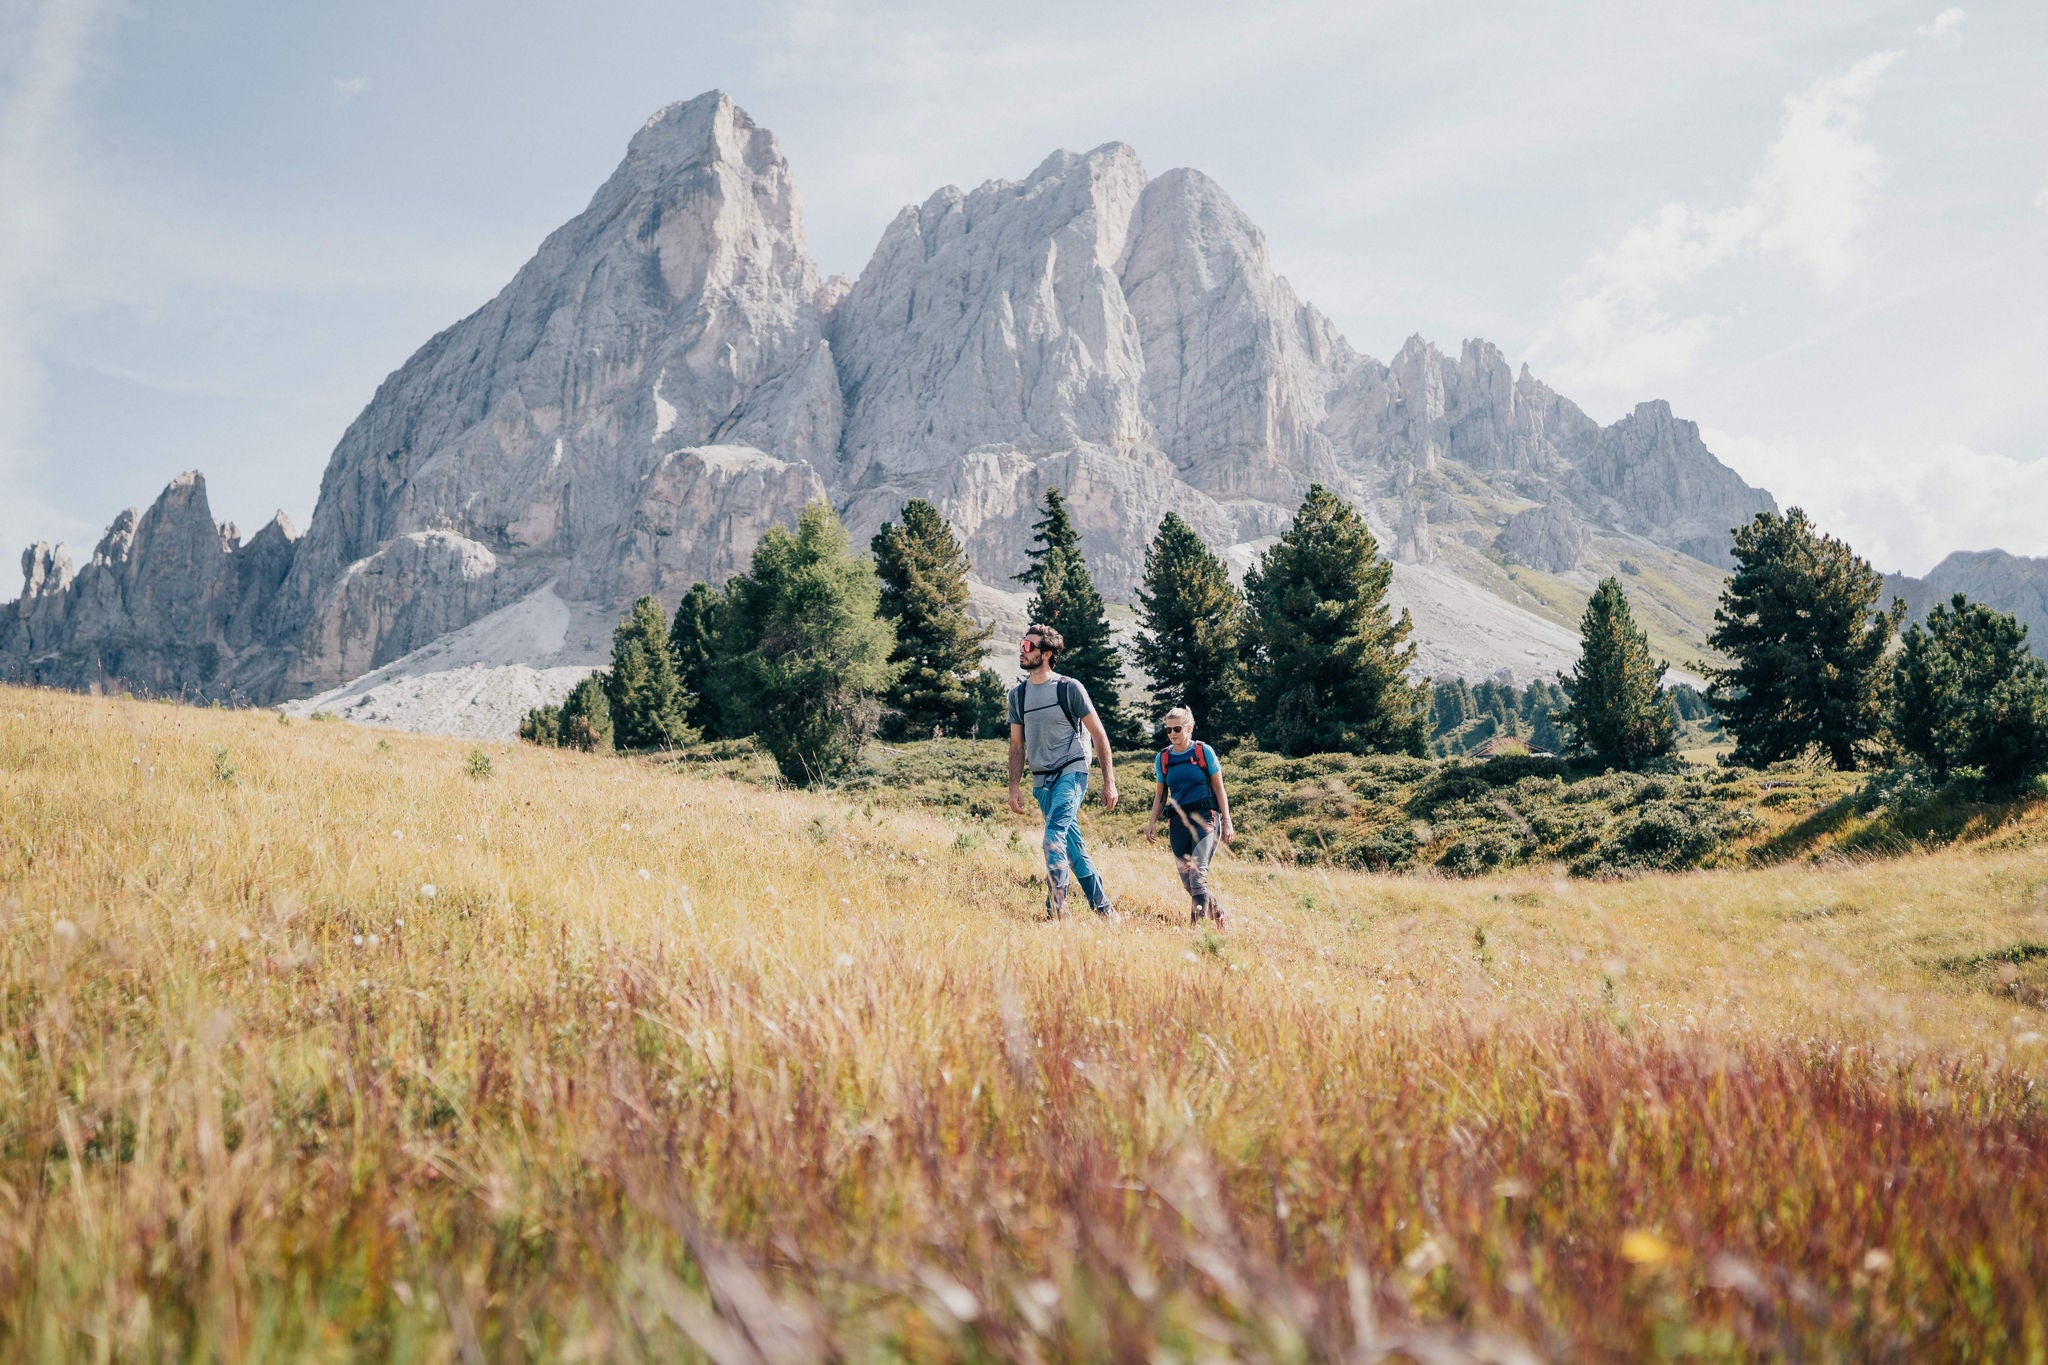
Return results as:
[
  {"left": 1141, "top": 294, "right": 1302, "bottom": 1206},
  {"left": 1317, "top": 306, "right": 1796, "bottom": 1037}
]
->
[{"left": 1007, "top": 624, "right": 1120, "bottom": 918}]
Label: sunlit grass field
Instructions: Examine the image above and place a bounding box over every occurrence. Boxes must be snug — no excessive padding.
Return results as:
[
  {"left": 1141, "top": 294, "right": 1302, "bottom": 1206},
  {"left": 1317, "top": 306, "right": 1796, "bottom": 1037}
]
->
[{"left": 3, "top": 685, "right": 2045, "bottom": 1361}]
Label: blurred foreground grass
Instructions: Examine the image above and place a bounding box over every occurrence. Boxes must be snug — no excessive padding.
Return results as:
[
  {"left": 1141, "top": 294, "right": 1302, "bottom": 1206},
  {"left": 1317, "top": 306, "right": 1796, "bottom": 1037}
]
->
[{"left": 2, "top": 687, "right": 2046, "bottom": 1361}]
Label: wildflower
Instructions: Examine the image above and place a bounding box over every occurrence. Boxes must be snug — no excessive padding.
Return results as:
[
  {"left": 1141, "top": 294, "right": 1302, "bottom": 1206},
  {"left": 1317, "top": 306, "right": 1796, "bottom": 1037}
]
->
[
  {"left": 367, "top": 933, "right": 380, "bottom": 947},
  {"left": 353, "top": 935, "right": 364, "bottom": 947},
  {"left": 835, "top": 953, "right": 854, "bottom": 968},
  {"left": 420, "top": 884, "right": 437, "bottom": 899},
  {"left": 637, "top": 868, "right": 651, "bottom": 880},
  {"left": 52, "top": 918, "right": 77, "bottom": 942},
  {"left": 1621, "top": 1231, "right": 1674, "bottom": 1265},
  {"left": 392, "top": 829, "right": 403, "bottom": 840}
]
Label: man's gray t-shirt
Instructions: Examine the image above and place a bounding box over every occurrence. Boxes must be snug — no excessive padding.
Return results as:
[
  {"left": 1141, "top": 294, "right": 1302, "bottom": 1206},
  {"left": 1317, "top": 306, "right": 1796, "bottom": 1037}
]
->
[{"left": 1008, "top": 674, "right": 1096, "bottom": 788}]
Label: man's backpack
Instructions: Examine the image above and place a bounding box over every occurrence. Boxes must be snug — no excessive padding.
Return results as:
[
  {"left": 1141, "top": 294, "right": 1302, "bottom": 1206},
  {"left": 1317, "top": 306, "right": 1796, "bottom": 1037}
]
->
[{"left": 1010, "top": 676, "right": 1087, "bottom": 732}]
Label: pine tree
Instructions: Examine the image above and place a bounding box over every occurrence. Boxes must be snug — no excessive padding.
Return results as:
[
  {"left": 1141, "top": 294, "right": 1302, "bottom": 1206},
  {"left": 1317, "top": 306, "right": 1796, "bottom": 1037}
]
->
[
  {"left": 560, "top": 673, "right": 613, "bottom": 752},
  {"left": 709, "top": 501, "right": 902, "bottom": 784},
  {"left": 605, "top": 595, "right": 697, "bottom": 751},
  {"left": 1523, "top": 681, "right": 1566, "bottom": 754},
  {"left": 1133, "top": 512, "right": 1249, "bottom": 746},
  {"left": 1889, "top": 593, "right": 2048, "bottom": 788},
  {"left": 1244, "top": 485, "right": 1428, "bottom": 757},
  {"left": 1707, "top": 508, "right": 1899, "bottom": 770},
  {"left": 871, "top": 500, "right": 995, "bottom": 739},
  {"left": 1015, "top": 487, "right": 1140, "bottom": 746},
  {"left": 517, "top": 703, "right": 562, "bottom": 747},
  {"left": 1557, "top": 577, "right": 1674, "bottom": 769},
  {"left": 667, "top": 581, "right": 727, "bottom": 737}
]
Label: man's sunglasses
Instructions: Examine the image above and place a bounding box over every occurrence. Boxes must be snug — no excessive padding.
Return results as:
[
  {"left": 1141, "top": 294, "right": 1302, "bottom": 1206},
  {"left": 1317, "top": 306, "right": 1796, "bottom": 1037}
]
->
[{"left": 1019, "top": 638, "right": 1044, "bottom": 651}]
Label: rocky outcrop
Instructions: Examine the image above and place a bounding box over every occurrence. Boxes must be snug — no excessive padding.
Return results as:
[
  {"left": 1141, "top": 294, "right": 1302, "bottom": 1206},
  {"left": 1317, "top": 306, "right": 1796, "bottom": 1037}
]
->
[
  {"left": 1888, "top": 550, "right": 2048, "bottom": 645},
  {"left": 1496, "top": 503, "right": 1589, "bottom": 574},
  {"left": 609, "top": 444, "right": 829, "bottom": 601},
  {"left": 8, "top": 92, "right": 1815, "bottom": 710},
  {"left": 0, "top": 473, "right": 297, "bottom": 698},
  {"left": 1565, "top": 401, "right": 1776, "bottom": 567},
  {"left": 1118, "top": 167, "right": 1349, "bottom": 503}
]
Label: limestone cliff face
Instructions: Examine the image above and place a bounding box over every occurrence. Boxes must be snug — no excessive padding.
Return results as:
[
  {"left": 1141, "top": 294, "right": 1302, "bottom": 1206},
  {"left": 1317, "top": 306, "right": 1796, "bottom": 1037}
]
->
[
  {"left": 270, "top": 90, "right": 839, "bottom": 690},
  {"left": 829, "top": 143, "right": 1188, "bottom": 592},
  {"left": 0, "top": 473, "right": 296, "bottom": 698},
  {"left": 1496, "top": 503, "right": 1589, "bottom": 574},
  {"left": 1565, "top": 401, "right": 1776, "bottom": 567},
  {"left": 6, "top": 93, "right": 1822, "bottom": 705}
]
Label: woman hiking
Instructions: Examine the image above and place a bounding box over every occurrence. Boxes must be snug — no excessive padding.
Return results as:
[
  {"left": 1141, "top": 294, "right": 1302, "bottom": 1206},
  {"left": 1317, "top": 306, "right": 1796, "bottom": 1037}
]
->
[{"left": 1144, "top": 706, "right": 1235, "bottom": 926}]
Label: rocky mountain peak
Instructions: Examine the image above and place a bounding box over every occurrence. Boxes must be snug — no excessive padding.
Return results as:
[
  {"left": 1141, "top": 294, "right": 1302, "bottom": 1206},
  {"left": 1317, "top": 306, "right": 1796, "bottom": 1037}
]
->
[
  {"left": 265, "top": 90, "right": 839, "bottom": 690},
  {"left": 4, "top": 94, "right": 1927, "bottom": 730}
]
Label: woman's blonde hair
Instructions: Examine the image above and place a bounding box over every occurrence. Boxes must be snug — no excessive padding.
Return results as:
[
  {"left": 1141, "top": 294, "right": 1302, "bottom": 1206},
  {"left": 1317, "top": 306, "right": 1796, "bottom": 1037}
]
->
[{"left": 1159, "top": 705, "right": 1195, "bottom": 731}]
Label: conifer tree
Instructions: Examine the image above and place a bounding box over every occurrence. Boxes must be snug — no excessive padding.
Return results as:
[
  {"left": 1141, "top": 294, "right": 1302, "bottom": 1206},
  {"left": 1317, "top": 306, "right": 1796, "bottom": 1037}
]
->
[
  {"left": 871, "top": 500, "right": 996, "bottom": 738},
  {"left": 1244, "top": 484, "right": 1428, "bottom": 757},
  {"left": 1557, "top": 577, "right": 1674, "bottom": 769},
  {"left": 1889, "top": 593, "right": 2048, "bottom": 787},
  {"left": 517, "top": 703, "right": 562, "bottom": 747},
  {"left": 605, "top": 595, "right": 697, "bottom": 751},
  {"left": 1707, "top": 508, "right": 1899, "bottom": 770},
  {"left": 1133, "top": 512, "right": 1249, "bottom": 745},
  {"left": 1015, "top": 487, "right": 1140, "bottom": 746},
  {"left": 560, "top": 673, "right": 613, "bottom": 752},
  {"left": 709, "top": 501, "right": 902, "bottom": 784},
  {"left": 667, "top": 581, "right": 727, "bottom": 737}
]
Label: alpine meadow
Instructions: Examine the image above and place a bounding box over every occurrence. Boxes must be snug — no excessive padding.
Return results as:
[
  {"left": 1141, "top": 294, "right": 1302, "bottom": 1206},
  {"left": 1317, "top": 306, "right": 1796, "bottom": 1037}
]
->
[
  {"left": 3, "top": 686, "right": 2046, "bottom": 1360},
  {"left": 5, "top": 24, "right": 2048, "bottom": 1365}
]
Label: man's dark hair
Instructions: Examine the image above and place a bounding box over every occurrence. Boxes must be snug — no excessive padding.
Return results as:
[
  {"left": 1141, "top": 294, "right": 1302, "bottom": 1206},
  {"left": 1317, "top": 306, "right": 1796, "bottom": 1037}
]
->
[{"left": 1026, "top": 623, "right": 1065, "bottom": 662}]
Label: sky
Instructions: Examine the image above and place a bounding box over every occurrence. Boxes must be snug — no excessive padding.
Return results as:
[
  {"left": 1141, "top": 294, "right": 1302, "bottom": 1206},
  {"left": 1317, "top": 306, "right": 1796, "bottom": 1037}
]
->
[{"left": 1, "top": 0, "right": 2043, "bottom": 589}]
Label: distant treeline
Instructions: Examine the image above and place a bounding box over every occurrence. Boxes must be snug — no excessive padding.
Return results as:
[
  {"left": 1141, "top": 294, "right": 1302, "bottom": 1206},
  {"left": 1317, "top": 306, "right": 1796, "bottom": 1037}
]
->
[{"left": 524, "top": 485, "right": 2048, "bottom": 796}]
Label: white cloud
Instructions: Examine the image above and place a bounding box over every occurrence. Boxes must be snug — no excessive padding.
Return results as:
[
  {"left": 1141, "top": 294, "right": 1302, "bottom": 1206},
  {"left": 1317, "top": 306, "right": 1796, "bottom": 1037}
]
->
[
  {"left": 1703, "top": 427, "right": 2048, "bottom": 575},
  {"left": 331, "top": 75, "right": 371, "bottom": 99},
  {"left": 1533, "top": 49, "right": 1903, "bottom": 392},
  {"left": 1916, "top": 8, "right": 1965, "bottom": 43}
]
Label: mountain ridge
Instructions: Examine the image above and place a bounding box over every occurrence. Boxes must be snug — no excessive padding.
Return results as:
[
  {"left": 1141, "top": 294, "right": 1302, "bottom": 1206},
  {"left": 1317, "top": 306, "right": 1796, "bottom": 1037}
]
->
[{"left": 9, "top": 90, "right": 2017, "bottom": 735}]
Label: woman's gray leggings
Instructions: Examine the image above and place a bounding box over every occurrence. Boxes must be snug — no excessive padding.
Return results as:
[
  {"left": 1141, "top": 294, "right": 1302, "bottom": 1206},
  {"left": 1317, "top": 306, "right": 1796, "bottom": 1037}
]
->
[{"left": 1167, "top": 805, "right": 1219, "bottom": 914}]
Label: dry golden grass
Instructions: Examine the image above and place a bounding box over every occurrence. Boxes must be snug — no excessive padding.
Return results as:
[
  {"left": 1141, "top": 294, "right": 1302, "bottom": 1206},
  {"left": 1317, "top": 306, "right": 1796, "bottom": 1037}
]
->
[{"left": 2, "top": 685, "right": 2045, "bottom": 1361}]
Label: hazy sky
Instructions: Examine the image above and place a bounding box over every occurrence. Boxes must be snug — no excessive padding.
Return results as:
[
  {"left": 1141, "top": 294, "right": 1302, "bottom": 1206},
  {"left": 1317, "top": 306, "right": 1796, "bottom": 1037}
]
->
[{"left": 2, "top": 0, "right": 2043, "bottom": 586}]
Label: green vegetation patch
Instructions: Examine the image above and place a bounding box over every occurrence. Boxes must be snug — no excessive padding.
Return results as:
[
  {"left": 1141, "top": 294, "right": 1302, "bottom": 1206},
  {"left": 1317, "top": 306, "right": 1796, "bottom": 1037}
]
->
[{"left": 1938, "top": 942, "right": 2048, "bottom": 1009}]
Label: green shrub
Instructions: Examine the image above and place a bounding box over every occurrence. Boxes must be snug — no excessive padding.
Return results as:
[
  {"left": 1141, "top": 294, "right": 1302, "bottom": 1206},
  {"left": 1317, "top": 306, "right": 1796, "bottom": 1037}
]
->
[
  {"left": 519, "top": 704, "right": 563, "bottom": 747},
  {"left": 561, "top": 675, "right": 613, "bottom": 753}
]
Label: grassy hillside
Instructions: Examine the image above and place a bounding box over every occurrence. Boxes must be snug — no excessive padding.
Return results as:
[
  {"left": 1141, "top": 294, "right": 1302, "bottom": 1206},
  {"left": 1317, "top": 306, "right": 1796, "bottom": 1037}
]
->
[
  {"left": 1424, "top": 467, "right": 1734, "bottom": 672},
  {"left": 3, "top": 687, "right": 2046, "bottom": 1360},
  {"left": 707, "top": 737, "right": 2040, "bottom": 881}
]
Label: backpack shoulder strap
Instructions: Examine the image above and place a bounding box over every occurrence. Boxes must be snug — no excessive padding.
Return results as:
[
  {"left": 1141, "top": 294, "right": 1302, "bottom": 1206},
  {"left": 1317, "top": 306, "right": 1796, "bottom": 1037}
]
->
[{"left": 1055, "top": 676, "right": 1082, "bottom": 729}]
